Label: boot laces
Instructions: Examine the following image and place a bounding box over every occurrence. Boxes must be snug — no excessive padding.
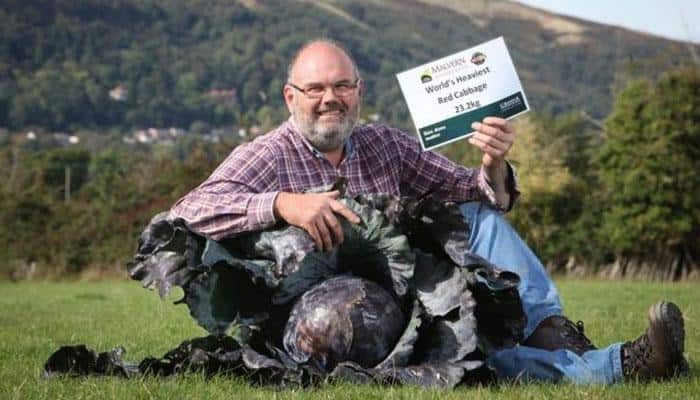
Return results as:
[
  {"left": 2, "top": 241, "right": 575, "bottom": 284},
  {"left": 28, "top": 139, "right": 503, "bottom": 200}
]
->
[
  {"left": 561, "top": 319, "right": 595, "bottom": 351},
  {"left": 624, "top": 333, "right": 653, "bottom": 374}
]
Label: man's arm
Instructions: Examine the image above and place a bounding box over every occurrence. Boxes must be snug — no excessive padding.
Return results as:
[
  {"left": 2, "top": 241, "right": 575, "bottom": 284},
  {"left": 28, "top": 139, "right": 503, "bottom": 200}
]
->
[
  {"left": 483, "top": 163, "right": 509, "bottom": 205},
  {"left": 171, "top": 139, "right": 360, "bottom": 247},
  {"left": 469, "top": 117, "right": 517, "bottom": 208},
  {"left": 394, "top": 119, "right": 519, "bottom": 211},
  {"left": 169, "top": 141, "right": 280, "bottom": 240}
]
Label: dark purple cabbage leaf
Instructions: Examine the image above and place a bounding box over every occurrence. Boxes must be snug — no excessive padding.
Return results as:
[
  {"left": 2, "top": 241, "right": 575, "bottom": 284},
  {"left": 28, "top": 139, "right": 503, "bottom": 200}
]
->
[{"left": 45, "top": 194, "right": 524, "bottom": 388}]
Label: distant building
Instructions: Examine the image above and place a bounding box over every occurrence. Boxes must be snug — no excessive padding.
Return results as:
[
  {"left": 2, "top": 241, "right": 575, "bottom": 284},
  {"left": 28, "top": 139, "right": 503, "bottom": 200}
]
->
[
  {"left": 109, "top": 84, "right": 128, "bottom": 101},
  {"left": 203, "top": 133, "right": 220, "bottom": 143},
  {"left": 147, "top": 128, "right": 159, "bottom": 140},
  {"left": 168, "top": 127, "right": 185, "bottom": 138},
  {"left": 26, "top": 131, "right": 36, "bottom": 140},
  {"left": 52, "top": 133, "right": 79, "bottom": 146},
  {"left": 134, "top": 129, "right": 149, "bottom": 143},
  {"left": 127, "top": 127, "right": 187, "bottom": 144}
]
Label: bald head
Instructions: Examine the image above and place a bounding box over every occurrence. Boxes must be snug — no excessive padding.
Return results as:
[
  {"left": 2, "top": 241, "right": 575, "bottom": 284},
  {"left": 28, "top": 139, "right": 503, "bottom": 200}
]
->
[
  {"left": 283, "top": 39, "right": 363, "bottom": 153},
  {"left": 287, "top": 39, "right": 360, "bottom": 84}
]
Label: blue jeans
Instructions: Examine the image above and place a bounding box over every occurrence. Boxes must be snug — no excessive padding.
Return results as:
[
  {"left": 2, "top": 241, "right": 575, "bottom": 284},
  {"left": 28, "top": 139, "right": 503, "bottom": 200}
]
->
[{"left": 460, "top": 202, "right": 624, "bottom": 384}]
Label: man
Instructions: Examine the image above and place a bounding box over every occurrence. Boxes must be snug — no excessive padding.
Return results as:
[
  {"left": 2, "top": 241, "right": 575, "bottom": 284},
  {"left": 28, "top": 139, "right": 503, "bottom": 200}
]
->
[{"left": 170, "top": 39, "right": 687, "bottom": 384}]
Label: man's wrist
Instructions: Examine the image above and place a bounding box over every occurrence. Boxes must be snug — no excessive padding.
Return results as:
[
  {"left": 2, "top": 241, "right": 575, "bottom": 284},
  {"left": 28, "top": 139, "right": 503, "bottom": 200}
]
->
[
  {"left": 479, "top": 159, "right": 513, "bottom": 211},
  {"left": 273, "top": 192, "right": 287, "bottom": 220},
  {"left": 483, "top": 158, "right": 508, "bottom": 189}
]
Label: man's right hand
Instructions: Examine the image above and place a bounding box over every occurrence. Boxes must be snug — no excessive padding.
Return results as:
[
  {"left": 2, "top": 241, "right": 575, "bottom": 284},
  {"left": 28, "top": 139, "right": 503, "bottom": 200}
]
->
[{"left": 273, "top": 191, "right": 361, "bottom": 252}]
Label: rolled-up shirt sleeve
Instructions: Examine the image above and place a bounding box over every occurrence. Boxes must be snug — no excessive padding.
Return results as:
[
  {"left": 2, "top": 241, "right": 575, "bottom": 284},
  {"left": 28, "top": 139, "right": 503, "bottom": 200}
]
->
[
  {"left": 475, "top": 162, "right": 520, "bottom": 211},
  {"left": 394, "top": 128, "right": 519, "bottom": 212},
  {"left": 169, "top": 141, "right": 279, "bottom": 240}
]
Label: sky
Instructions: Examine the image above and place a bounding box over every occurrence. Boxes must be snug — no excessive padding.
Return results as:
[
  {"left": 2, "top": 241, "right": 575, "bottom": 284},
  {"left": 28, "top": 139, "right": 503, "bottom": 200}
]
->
[{"left": 515, "top": 0, "right": 700, "bottom": 44}]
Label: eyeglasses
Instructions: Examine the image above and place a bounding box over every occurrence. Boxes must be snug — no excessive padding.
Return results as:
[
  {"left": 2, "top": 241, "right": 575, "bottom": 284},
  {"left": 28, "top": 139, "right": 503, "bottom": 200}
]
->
[{"left": 287, "top": 79, "right": 360, "bottom": 99}]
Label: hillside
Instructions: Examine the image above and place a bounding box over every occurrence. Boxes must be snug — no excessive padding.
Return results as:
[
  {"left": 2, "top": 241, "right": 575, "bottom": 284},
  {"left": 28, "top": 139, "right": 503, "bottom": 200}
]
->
[{"left": 0, "top": 0, "right": 696, "bottom": 132}]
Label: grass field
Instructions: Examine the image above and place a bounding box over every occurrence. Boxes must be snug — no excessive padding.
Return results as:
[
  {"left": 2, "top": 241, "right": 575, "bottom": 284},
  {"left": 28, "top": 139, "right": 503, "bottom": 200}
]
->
[{"left": 0, "top": 279, "right": 698, "bottom": 399}]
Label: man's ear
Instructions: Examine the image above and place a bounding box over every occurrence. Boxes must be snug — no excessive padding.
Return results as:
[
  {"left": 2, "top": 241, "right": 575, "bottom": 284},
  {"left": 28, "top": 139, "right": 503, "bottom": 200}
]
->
[
  {"left": 358, "top": 79, "right": 365, "bottom": 98},
  {"left": 283, "top": 84, "right": 295, "bottom": 112}
]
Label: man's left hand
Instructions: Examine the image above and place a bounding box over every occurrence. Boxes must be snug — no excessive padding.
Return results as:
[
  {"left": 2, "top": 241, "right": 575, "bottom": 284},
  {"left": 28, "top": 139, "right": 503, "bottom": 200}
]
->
[{"left": 468, "top": 116, "right": 516, "bottom": 169}]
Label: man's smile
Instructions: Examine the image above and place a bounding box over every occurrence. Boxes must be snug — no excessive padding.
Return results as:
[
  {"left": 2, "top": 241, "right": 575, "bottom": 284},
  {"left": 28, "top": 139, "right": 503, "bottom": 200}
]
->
[{"left": 315, "top": 108, "right": 346, "bottom": 120}]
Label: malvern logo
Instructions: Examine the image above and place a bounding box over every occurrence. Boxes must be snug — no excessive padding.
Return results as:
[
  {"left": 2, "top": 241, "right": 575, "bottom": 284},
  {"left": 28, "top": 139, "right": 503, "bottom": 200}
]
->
[
  {"left": 430, "top": 57, "right": 468, "bottom": 74},
  {"left": 421, "top": 57, "right": 470, "bottom": 84}
]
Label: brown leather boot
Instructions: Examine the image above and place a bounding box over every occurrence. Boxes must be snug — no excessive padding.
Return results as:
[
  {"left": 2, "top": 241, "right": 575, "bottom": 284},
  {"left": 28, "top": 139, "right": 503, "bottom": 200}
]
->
[
  {"left": 622, "top": 301, "right": 688, "bottom": 381},
  {"left": 523, "top": 315, "right": 597, "bottom": 355}
]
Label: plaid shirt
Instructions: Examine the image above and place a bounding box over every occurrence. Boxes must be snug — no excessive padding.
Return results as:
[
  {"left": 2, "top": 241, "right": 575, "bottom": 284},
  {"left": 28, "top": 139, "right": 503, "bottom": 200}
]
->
[{"left": 170, "top": 120, "right": 519, "bottom": 240}]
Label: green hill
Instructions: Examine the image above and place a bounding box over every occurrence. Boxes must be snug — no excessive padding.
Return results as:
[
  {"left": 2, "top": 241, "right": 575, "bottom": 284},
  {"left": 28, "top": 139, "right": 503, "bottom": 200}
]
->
[{"left": 1, "top": 0, "right": 696, "bottom": 132}]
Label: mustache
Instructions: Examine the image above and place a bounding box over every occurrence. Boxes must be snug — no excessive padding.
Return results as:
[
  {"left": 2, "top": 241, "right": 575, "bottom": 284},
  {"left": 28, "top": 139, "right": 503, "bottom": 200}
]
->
[{"left": 316, "top": 103, "right": 347, "bottom": 113}]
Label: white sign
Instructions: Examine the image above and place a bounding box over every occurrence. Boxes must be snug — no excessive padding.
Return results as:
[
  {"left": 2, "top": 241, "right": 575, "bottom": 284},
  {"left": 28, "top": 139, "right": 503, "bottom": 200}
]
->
[{"left": 396, "top": 37, "right": 530, "bottom": 150}]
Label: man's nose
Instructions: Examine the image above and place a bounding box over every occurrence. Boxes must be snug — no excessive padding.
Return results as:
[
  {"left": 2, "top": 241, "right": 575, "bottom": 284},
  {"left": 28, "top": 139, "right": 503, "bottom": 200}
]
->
[{"left": 321, "top": 86, "right": 341, "bottom": 103}]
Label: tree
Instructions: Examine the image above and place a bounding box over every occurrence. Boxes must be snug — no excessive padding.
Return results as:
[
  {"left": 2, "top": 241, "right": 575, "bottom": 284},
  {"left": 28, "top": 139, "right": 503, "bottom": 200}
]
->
[
  {"left": 42, "top": 148, "right": 91, "bottom": 201},
  {"left": 597, "top": 66, "right": 700, "bottom": 278},
  {"left": 500, "top": 115, "right": 575, "bottom": 265},
  {"left": 9, "top": 61, "right": 108, "bottom": 131}
]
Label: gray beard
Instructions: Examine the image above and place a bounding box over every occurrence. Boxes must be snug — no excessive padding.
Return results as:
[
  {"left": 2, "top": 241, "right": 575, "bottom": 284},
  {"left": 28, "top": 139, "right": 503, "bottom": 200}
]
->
[{"left": 292, "top": 108, "right": 359, "bottom": 152}]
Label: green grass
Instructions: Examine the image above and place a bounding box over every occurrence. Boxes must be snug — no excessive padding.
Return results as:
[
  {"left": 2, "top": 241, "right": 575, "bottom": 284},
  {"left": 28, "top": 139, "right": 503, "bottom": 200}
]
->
[{"left": 0, "top": 279, "right": 698, "bottom": 399}]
